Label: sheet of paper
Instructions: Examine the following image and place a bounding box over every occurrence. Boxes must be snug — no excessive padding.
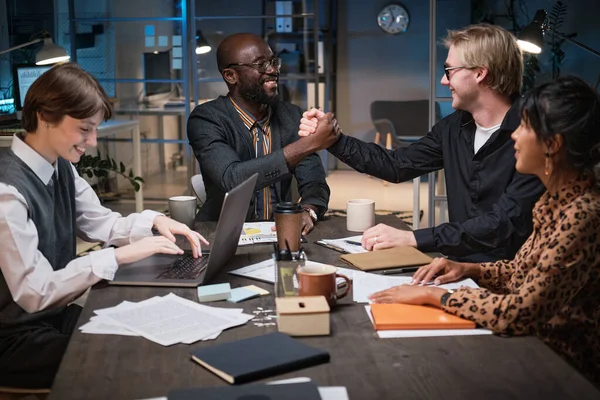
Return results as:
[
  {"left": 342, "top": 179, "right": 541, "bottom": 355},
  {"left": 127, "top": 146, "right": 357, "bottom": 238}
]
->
[
  {"left": 353, "top": 274, "right": 479, "bottom": 303},
  {"left": 79, "top": 316, "right": 139, "bottom": 336},
  {"left": 364, "top": 306, "right": 492, "bottom": 338},
  {"left": 136, "top": 386, "right": 349, "bottom": 400},
  {"left": 101, "top": 293, "right": 252, "bottom": 346},
  {"left": 228, "top": 259, "right": 365, "bottom": 287},
  {"left": 318, "top": 235, "right": 367, "bottom": 254},
  {"left": 238, "top": 222, "right": 277, "bottom": 245}
]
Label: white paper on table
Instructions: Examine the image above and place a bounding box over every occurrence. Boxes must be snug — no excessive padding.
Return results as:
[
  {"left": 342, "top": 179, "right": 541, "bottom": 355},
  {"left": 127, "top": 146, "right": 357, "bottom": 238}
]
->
[
  {"left": 267, "top": 378, "right": 349, "bottom": 400},
  {"left": 136, "top": 386, "right": 348, "bottom": 400},
  {"left": 238, "top": 222, "right": 277, "bottom": 245},
  {"left": 353, "top": 274, "right": 479, "bottom": 303},
  {"left": 318, "top": 235, "right": 367, "bottom": 254},
  {"left": 101, "top": 293, "right": 253, "bottom": 346},
  {"left": 364, "top": 305, "right": 492, "bottom": 338},
  {"left": 182, "top": 307, "right": 248, "bottom": 344},
  {"left": 228, "top": 259, "right": 365, "bottom": 288},
  {"left": 80, "top": 301, "right": 141, "bottom": 336},
  {"left": 79, "top": 315, "right": 139, "bottom": 336}
]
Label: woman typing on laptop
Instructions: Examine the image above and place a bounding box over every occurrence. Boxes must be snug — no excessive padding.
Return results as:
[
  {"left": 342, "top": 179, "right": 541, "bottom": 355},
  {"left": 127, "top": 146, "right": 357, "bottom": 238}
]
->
[
  {"left": 0, "top": 63, "right": 208, "bottom": 389},
  {"left": 369, "top": 77, "right": 600, "bottom": 387}
]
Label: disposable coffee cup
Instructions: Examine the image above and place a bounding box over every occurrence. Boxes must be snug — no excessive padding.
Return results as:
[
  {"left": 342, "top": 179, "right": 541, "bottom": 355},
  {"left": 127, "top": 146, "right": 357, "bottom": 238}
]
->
[
  {"left": 168, "top": 196, "right": 197, "bottom": 228},
  {"left": 274, "top": 202, "right": 303, "bottom": 252}
]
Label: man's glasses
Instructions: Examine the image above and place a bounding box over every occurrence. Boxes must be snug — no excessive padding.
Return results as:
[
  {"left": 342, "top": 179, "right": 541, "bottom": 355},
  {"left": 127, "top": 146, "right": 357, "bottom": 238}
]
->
[
  {"left": 226, "top": 57, "right": 282, "bottom": 73},
  {"left": 444, "top": 66, "right": 467, "bottom": 80}
]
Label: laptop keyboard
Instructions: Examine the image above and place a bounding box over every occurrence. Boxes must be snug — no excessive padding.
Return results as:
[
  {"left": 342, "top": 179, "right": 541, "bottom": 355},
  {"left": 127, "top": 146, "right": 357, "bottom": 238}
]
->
[{"left": 155, "top": 254, "right": 208, "bottom": 280}]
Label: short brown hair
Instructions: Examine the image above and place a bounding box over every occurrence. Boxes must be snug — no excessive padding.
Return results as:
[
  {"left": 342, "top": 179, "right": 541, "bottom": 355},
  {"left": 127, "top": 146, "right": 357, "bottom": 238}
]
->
[
  {"left": 444, "top": 24, "right": 523, "bottom": 99},
  {"left": 22, "top": 63, "right": 112, "bottom": 132}
]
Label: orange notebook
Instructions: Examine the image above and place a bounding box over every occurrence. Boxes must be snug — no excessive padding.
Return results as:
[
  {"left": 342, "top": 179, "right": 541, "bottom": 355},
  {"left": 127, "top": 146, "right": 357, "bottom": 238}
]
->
[{"left": 370, "top": 304, "right": 476, "bottom": 330}]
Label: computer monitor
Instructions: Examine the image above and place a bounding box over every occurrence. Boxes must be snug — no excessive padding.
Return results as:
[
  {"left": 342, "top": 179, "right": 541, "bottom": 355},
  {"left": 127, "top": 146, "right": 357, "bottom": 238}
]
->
[
  {"left": 142, "top": 50, "right": 172, "bottom": 103},
  {"left": 13, "top": 64, "right": 52, "bottom": 111}
]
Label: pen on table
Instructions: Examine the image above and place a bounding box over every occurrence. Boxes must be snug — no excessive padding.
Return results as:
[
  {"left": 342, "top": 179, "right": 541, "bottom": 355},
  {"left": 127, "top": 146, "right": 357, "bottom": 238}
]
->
[
  {"left": 344, "top": 240, "right": 363, "bottom": 246},
  {"left": 380, "top": 266, "right": 420, "bottom": 275}
]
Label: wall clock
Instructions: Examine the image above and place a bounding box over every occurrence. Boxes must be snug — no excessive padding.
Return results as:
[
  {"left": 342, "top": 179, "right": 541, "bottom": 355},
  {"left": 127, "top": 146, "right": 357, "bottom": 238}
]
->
[{"left": 377, "top": 4, "right": 410, "bottom": 35}]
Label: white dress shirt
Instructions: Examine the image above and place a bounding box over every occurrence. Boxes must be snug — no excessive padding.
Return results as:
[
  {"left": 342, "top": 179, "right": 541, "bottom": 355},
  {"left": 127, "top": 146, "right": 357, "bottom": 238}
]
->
[{"left": 0, "top": 134, "right": 161, "bottom": 313}]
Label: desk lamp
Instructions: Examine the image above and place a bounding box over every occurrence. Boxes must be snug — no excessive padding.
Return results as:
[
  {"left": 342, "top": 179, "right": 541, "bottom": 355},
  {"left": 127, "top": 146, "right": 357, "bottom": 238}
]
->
[
  {"left": 517, "top": 9, "right": 600, "bottom": 58},
  {"left": 195, "top": 30, "right": 211, "bottom": 55},
  {"left": 0, "top": 32, "right": 70, "bottom": 65}
]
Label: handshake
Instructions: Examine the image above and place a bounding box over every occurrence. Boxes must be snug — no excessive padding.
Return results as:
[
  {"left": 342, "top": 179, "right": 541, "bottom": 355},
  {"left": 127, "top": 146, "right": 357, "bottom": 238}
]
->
[{"left": 296, "top": 108, "right": 343, "bottom": 151}]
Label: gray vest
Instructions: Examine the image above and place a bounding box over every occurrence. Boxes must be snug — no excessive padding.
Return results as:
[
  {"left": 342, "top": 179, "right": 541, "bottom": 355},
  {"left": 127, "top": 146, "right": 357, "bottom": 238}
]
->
[{"left": 0, "top": 150, "right": 77, "bottom": 326}]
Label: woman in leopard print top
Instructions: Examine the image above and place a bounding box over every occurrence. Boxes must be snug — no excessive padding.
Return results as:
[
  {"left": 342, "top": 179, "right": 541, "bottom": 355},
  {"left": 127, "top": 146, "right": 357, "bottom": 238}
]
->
[{"left": 370, "top": 76, "right": 600, "bottom": 386}]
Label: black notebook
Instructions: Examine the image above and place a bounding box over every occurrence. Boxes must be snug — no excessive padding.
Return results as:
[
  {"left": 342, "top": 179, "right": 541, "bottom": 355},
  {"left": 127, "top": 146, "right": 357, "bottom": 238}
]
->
[
  {"left": 190, "top": 332, "right": 330, "bottom": 384},
  {"left": 168, "top": 382, "right": 321, "bottom": 400}
]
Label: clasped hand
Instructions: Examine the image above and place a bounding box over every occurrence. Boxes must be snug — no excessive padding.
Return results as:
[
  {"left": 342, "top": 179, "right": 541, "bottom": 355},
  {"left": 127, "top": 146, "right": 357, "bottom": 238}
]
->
[
  {"left": 298, "top": 108, "right": 342, "bottom": 150},
  {"left": 114, "top": 215, "right": 209, "bottom": 265}
]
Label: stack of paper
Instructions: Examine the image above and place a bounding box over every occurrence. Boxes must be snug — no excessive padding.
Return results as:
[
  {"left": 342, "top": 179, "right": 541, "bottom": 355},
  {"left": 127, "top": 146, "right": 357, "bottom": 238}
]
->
[
  {"left": 79, "top": 293, "right": 254, "bottom": 346},
  {"left": 316, "top": 235, "right": 368, "bottom": 254},
  {"left": 238, "top": 222, "right": 277, "bottom": 246}
]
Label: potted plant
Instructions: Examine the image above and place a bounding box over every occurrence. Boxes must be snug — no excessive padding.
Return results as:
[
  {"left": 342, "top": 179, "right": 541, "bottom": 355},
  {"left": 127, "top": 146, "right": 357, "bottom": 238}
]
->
[{"left": 75, "top": 152, "right": 144, "bottom": 196}]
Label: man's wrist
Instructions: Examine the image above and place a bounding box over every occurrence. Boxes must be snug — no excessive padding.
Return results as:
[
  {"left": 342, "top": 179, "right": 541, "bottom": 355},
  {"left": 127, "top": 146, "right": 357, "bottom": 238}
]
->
[{"left": 302, "top": 205, "right": 318, "bottom": 222}]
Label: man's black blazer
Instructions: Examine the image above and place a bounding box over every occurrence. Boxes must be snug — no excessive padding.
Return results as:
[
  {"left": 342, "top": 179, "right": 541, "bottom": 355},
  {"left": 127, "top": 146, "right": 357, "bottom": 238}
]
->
[{"left": 187, "top": 96, "right": 330, "bottom": 221}]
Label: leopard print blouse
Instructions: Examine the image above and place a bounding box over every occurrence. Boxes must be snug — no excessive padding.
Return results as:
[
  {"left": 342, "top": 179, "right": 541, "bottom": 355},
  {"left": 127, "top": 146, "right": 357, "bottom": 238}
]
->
[{"left": 442, "top": 174, "right": 600, "bottom": 386}]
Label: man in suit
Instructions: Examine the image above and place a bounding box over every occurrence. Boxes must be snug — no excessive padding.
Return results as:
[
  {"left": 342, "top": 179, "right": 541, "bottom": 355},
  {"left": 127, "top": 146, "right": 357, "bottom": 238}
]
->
[{"left": 187, "top": 33, "right": 329, "bottom": 234}]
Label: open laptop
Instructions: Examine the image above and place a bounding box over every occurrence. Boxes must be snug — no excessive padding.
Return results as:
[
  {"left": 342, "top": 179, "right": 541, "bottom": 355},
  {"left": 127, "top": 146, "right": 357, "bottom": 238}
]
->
[{"left": 110, "top": 173, "right": 258, "bottom": 288}]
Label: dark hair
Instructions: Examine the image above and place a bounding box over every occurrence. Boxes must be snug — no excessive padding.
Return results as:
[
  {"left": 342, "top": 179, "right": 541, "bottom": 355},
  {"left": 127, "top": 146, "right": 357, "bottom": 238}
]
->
[
  {"left": 22, "top": 63, "right": 112, "bottom": 132},
  {"left": 519, "top": 75, "right": 600, "bottom": 173}
]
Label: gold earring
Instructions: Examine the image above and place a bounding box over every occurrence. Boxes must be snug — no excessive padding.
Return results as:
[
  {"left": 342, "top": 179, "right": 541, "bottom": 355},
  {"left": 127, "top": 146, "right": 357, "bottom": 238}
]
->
[
  {"left": 544, "top": 151, "right": 551, "bottom": 176},
  {"left": 45, "top": 123, "right": 49, "bottom": 128}
]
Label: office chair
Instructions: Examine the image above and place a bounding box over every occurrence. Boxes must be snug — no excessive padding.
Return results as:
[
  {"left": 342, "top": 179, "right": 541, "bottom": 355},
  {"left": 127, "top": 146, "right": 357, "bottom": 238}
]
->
[{"left": 190, "top": 173, "right": 206, "bottom": 204}]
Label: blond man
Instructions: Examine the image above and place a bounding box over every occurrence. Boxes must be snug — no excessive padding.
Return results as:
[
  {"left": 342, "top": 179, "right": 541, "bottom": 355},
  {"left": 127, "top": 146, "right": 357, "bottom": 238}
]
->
[{"left": 298, "top": 24, "right": 545, "bottom": 262}]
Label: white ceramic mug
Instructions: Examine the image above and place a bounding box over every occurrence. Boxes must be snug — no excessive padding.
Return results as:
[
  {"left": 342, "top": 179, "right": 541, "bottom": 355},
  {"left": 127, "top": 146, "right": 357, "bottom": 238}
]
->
[
  {"left": 346, "top": 198, "right": 375, "bottom": 232},
  {"left": 168, "top": 196, "right": 197, "bottom": 228}
]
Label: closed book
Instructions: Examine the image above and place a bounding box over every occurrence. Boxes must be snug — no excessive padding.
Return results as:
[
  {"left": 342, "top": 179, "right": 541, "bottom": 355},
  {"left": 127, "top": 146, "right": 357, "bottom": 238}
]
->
[
  {"left": 370, "top": 303, "right": 476, "bottom": 330},
  {"left": 190, "top": 332, "right": 330, "bottom": 384},
  {"left": 168, "top": 382, "right": 320, "bottom": 400},
  {"left": 340, "top": 246, "right": 432, "bottom": 271}
]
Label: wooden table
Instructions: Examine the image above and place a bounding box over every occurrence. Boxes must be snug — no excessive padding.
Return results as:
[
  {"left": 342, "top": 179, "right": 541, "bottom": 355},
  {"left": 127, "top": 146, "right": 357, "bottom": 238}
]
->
[{"left": 49, "top": 216, "right": 600, "bottom": 400}]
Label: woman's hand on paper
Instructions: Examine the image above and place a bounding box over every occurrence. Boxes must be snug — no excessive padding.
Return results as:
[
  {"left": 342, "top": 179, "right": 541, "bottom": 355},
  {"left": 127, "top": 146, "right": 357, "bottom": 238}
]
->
[
  {"left": 361, "top": 224, "right": 417, "bottom": 251},
  {"left": 152, "top": 215, "right": 209, "bottom": 258},
  {"left": 368, "top": 284, "right": 446, "bottom": 307},
  {"left": 114, "top": 236, "right": 184, "bottom": 265},
  {"left": 411, "top": 257, "right": 479, "bottom": 286}
]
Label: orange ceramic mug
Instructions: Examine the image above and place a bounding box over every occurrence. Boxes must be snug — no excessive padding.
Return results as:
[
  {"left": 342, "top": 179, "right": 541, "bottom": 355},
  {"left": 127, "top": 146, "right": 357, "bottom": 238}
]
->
[{"left": 297, "top": 263, "right": 351, "bottom": 307}]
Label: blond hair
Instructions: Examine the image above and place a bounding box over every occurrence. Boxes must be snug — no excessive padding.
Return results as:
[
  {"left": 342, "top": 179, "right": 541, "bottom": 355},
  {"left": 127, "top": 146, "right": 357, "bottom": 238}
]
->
[{"left": 444, "top": 24, "right": 523, "bottom": 99}]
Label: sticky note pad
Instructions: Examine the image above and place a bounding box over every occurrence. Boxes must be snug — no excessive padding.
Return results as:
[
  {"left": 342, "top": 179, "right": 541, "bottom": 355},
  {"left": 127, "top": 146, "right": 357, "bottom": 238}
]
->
[
  {"left": 197, "top": 283, "right": 231, "bottom": 302},
  {"left": 244, "top": 285, "right": 270, "bottom": 296},
  {"left": 227, "top": 287, "right": 260, "bottom": 303}
]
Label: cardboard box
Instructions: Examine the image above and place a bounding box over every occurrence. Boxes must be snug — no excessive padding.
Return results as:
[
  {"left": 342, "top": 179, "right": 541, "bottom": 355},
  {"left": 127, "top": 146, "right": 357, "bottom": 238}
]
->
[{"left": 276, "top": 296, "right": 330, "bottom": 336}]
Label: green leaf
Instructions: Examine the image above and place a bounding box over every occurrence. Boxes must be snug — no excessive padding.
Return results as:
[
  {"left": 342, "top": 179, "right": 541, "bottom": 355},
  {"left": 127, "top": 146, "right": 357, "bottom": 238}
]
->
[
  {"left": 86, "top": 170, "right": 93, "bottom": 178},
  {"left": 133, "top": 181, "right": 140, "bottom": 192},
  {"left": 119, "top": 162, "right": 125, "bottom": 174}
]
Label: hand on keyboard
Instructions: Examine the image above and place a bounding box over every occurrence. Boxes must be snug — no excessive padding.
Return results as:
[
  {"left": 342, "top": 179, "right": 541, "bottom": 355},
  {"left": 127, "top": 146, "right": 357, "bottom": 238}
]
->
[
  {"left": 152, "top": 215, "right": 209, "bottom": 258},
  {"left": 114, "top": 236, "right": 184, "bottom": 265}
]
